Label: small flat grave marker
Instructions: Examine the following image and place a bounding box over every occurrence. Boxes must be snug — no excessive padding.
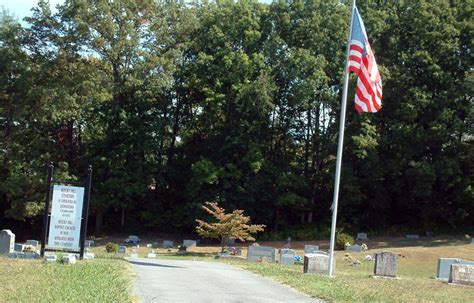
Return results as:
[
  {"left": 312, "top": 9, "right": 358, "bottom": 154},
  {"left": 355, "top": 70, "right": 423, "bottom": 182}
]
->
[
  {"left": 449, "top": 264, "right": 474, "bottom": 286},
  {"left": 45, "top": 254, "right": 57, "bottom": 263},
  {"left": 147, "top": 252, "right": 156, "bottom": 258},
  {"left": 0, "top": 229, "right": 15, "bottom": 254},
  {"left": 25, "top": 240, "right": 39, "bottom": 247},
  {"left": 304, "top": 245, "right": 319, "bottom": 254},
  {"left": 146, "top": 244, "right": 152, "bottom": 248},
  {"left": 183, "top": 240, "right": 197, "bottom": 247},
  {"left": 374, "top": 251, "right": 398, "bottom": 278},
  {"left": 247, "top": 246, "right": 276, "bottom": 263},
  {"left": 118, "top": 246, "right": 127, "bottom": 254},
  {"left": 405, "top": 234, "right": 419, "bottom": 240},
  {"left": 356, "top": 233, "right": 368, "bottom": 241},
  {"left": 304, "top": 253, "right": 334, "bottom": 274},
  {"left": 163, "top": 240, "right": 174, "bottom": 248},
  {"left": 280, "top": 248, "right": 295, "bottom": 266}
]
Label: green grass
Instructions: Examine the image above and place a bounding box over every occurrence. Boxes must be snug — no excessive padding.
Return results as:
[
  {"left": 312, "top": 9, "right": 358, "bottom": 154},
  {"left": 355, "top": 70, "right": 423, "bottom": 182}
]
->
[
  {"left": 0, "top": 256, "right": 132, "bottom": 302},
  {"left": 220, "top": 244, "right": 474, "bottom": 303}
]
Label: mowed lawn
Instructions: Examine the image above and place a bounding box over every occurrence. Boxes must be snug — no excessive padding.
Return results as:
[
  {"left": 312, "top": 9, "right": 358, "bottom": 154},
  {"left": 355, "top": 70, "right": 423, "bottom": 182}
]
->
[
  {"left": 221, "top": 239, "right": 474, "bottom": 302},
  {"left": 0, "top": 256, "right": 132, "bottom": 302}
]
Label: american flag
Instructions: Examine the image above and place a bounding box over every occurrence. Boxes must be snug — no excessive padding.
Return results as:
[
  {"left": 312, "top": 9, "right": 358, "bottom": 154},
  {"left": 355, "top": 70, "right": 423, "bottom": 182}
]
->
[{"left": 347, "top": 7, "right": 382, "bottom": 113}]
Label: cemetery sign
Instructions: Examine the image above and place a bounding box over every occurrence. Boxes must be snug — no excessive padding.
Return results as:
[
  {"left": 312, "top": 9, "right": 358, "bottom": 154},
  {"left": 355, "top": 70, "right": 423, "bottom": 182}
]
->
[{"left": 47, "top": 185, "right": 84, "bottom": 250}]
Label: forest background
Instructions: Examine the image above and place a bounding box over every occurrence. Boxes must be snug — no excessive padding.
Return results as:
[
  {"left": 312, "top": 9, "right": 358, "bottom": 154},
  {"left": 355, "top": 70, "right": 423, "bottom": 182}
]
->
[{"left": 0, "top": 0, "right": 472, "bottom": 240}]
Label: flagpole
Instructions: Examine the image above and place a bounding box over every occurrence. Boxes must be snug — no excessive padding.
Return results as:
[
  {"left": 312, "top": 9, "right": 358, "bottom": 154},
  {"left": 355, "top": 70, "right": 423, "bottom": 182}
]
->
[{"left": 327, "top": 0, "right": 357, "bottom": 278}]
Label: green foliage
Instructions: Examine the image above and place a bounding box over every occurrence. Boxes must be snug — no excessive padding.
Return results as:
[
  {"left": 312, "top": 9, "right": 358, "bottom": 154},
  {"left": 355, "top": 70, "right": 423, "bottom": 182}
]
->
[
  {"left": 105, "top": 243, "right": 119, "bottom": 253},
  {"left": 336, "top": 231, "right": 354, "bottom": 251}
]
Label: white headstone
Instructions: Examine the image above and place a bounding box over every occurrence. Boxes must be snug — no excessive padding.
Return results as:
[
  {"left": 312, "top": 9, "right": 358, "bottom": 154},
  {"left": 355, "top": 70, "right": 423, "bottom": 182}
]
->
[
  {"left": 146, "top": 244, "right": 152, "bottom": 248},
  {"left": 147, "top": 252, "right": 156, "bottom": 258},
  {"left": 356, "top": 233, "right": 368, "bottom": 240},
  {"left": 84, "top": 252, "right": 95, "bottom": 260},
  {"left": 0, "top": 229, "right": 15, "bottom": 254},
  {"left": 62, "top": 254, "right": 77, "bottom": 264},
  {"left": 45, "top": 254, "right": 57, "bottom": 263},
  {"left": 304, "top": 253, "right": 334, "bottom": 274},
  {"left": 183, "top": 240, "right": 197, "bottom": 247}
]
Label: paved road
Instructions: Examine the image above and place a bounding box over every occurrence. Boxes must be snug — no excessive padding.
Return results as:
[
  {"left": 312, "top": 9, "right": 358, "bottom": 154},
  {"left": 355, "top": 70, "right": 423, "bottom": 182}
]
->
[{"left": 128, "top": 258, "right": 323, "bottom": 303}]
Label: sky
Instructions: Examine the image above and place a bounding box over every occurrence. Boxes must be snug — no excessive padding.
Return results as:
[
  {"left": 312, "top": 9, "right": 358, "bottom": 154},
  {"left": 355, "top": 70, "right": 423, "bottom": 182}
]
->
[{"left": 0, "top": 0, "right": 64, "bottom": 21}]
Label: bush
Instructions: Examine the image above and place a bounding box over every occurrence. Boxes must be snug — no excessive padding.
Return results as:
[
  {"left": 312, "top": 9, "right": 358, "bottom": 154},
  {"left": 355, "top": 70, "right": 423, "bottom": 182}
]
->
[
  {"left": 105, "top": 242, "right": 119, "bottom": 253},
  {"left": 336, "top": 232, "right": 354, "bottom": 250}
]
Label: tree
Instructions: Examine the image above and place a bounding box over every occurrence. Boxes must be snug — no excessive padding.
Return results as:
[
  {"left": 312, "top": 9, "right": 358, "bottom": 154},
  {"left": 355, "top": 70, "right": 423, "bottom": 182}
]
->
[{"left": 195, "top": 202, "right": 265, "bottom": 252}]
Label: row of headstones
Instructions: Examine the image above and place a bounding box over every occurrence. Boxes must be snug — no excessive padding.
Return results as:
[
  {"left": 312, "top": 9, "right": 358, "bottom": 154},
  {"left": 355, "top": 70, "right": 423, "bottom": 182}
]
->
[
  {"left": 118, "top": 239, "right": 199, "bottom": 255},
  {"left": 437, "top": 258, "right": 474, "bottom": 286}
]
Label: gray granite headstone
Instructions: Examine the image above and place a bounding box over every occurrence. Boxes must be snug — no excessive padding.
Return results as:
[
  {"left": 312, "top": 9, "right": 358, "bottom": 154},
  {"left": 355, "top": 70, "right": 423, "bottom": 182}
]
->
[
  {"left": 85, "top": 240, "right": 94, "bottom": 247},
  {"left": 45, "top": 254, "right": 57, "bottom": 263},
  {"left": 14, "top": 243, "right": 25, "bottom": 252},
  {"left": 118, "top": 246, "right": 127, "bottom": 254},
  {"left": 279, "top": 249, "right": 295, "bottom": 266},
  {"left": 346, "top": 244, "right": 363, "bottom": 252},
  {"left": 304, "top": 245, "right": 319, "bottom": 254},
  {"left": 356, "top": 233, "right": 368, "bottom": 241},
  {"left": 471, "top": 238, "right": 474, "bottom": 245},
  {"left": 163, "top": 240, "right": 174, "bottom": 248},
  {"left": 304, "top": 253, "right": 334, "bottom": 274},
  {"left": 0, "top": 229, "right": 15, "bottom": 254},
  {"left": 437, "top": 258, "right": 474, "bottom": 281},
  {"left": 374, "top": 252, "right": 397, "bottom": 277},
  {"left": 183, "top": 240, "right": 197, "bottom": 247},
  {"left": 405, "top": 234, "right": 419, "bottom": 240},
  {"left": 449, "top": 264, "right": 474, "bottom": 286},
  {"left": 247, "top": 245, "right": 276, "bottom": 263}
]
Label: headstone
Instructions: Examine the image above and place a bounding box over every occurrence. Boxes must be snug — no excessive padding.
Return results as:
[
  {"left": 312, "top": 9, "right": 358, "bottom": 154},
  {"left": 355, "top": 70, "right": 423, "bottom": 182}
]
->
[
  {"left": 304, "top": 253, "right": 335, "bottom": 274},
  {"left": 247, "top": 246, "right": 276, "bottom": 263},
  {"left": 224, "top": 238, "right": 236, "bottom": 245},
  {"left": 85, "top": 240, "right": 94, "bottom": 247},
  {"left": 449, "top": 264, "right": 474, "bottom": 286},
  {"left": 178, "top": 245, "right": 187, "bottom": 252},
  {"left": 62, "top": 254, "right": 77, "bottom": 264},
  {"left": 471, "top": 238, "right": 474, "bottom": 245},
  {"left": 126, "top": 235, "right": 140, "bottom": 244},
  {"left": 118, "top": 246, "right": 127, "bottom": 254},
  {"left": 21, "top": 252, "right": 40, "bottom": 259},
  {"left": 146, "top": 243, "right": 152, "bottom": 248},
  {"left": 14, "top": 243, "right": 25, "bottom": 252},
  {"left": 183, "top": 240, "right": 197, "bottom": 248},
  {"left": 356, "top": 233, "right": 369, "bottom": 241},
  {"left": 152, "top": 242, "right": 160, "bottom": 248},
  {"left": 84, "top": 253, "right": 95, "bottom": 260},
  {"left": 25, "top": 240, "right": 39, "bottom": 247},
  {"left": 45, "top": 254, "right": 57, "bottom": 263},
  {"left": 437, "top": 258, "right": 474, "bottom": 281},
  {"left": 346, "top": 244, "right": 363, "bottom": 252},
  {"left": 405, "top": 234, "right": 419, "bottom": 240},
  {"left": 130, "top": 253, "right": 138, "bottom": 258},
  {"left": 280, "top": 248, "right": 295, "bottom": 266},
  {"left": 304, "top": 245, "right": 319, "bottom": 254},
  {"left": 0, "top": 229, "right": 15, "bottom": 254},
  {"left": 374, "top": 252, "right": 398, "bottom": 277},
  {"left": 163, "top": 240, "right": 174, "bottom": 248},
  {"left": 147, "top": 252, "right": 156, "bottom": 258}
]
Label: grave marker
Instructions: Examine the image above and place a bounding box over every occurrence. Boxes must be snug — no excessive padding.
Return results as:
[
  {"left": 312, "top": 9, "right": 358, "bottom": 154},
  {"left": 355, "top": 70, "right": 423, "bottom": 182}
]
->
[
  {"left": 356, "top": 233, "right": 368, "bottom": 241},
  {"left": 405, "top": 234, "right": 419, "bottom": 240},
  {"left": 163, "top": 240, "right": 174, "bottom": 248},
  {"left": 374, "top": 252, "right": 398, "bottom": 277},
  {"left": 279, "top": 249, "right": 295, "bottom": 266},
  {"left": 304, "top": 245, "right": 319, "bottom": 254},
  {"left": 346, "top": 244, "right": 363, "bottom": 252},
  {"left": 118, "top": 246, "right": 127, "bottom": 254},
  {"left": 26, "top": 240, "right": 39, "bottom": 248},
  {"left": 437, "top": 258, "right": 474, "bottom": 281},
  {"left": 471, "top": 238, "right": 474, "bottom": 245},
  {"left": 147, "top": 252, "right": 156, "bottom": 258},
  {"left": 62, "top": 254, "right": 77, "bottom": 264},
  {"left": 0, "top": 229, "right": 15, "bottom": 254},
  {"left": 14, "top": 243, "right": 25, "bottom": 252},
  {"left": 45, "top": 254, "right": 57, "bottom": 263},
  {"left": 304, "top": 253, "right": 334, "bottom": 274},
  {"left": 183, "top": 240, "right": 197, "bottom": 247},
  {"left": 247, "top": 246, "right": 276, "bottom": 263},
  {"left": 449, "top": 264, "right": 474, "bottom": 286}
]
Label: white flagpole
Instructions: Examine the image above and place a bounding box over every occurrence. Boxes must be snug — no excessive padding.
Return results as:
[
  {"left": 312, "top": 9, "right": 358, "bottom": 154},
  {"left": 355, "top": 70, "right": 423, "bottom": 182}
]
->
[{"left": 327, "top": 0, "right": 357, "bottom": 278}]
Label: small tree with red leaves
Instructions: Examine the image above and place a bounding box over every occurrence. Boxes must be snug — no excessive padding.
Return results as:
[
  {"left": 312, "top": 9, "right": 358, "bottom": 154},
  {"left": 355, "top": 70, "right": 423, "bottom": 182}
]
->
[{"left": 195, "top": 202, "right": 266, "bottom": 252}]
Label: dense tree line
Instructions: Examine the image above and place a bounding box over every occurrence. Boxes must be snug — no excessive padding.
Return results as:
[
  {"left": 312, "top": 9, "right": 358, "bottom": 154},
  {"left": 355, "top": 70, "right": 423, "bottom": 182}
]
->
[{"left": 0, "top": 0, "right": 472, "bottom": 238}]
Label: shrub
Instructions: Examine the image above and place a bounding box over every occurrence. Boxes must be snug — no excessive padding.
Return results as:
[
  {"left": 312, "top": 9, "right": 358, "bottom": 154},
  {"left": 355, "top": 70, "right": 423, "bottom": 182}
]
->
[
  {"left": 105, "top": 242, "right": 119, "bottom": 253},
  {"left": 336, "top": 232, "right": 354, "bottom": 250}
]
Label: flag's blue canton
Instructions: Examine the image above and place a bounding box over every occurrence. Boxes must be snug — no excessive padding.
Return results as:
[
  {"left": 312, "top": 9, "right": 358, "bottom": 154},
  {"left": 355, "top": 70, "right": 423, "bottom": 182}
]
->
[{"left": 350, "top": 7, "right": 367, "bottom": 56}]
